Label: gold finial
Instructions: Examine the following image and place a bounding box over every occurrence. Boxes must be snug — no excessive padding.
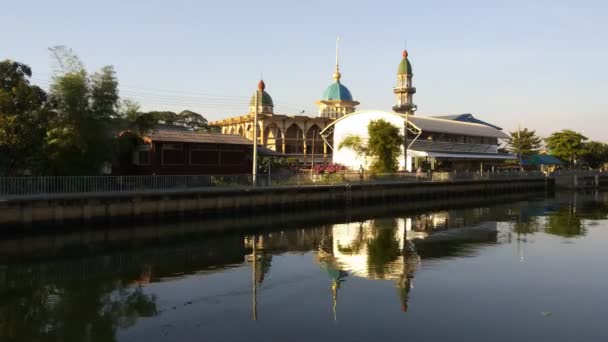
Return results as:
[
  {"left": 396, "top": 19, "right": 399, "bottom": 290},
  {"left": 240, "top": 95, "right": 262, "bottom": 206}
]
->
[{"left": 333, "top": 36, "right": 341, "bottom": 81}]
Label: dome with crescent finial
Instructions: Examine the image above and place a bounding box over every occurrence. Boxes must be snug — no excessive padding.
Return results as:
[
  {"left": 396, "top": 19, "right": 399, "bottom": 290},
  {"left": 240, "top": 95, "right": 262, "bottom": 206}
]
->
[{"left": 398, "top": 49, "right": 413, "bottom": 76}]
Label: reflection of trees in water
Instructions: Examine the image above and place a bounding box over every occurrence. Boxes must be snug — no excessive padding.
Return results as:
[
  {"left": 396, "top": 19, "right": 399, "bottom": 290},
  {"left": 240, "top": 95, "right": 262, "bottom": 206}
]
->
[
  {"left": 510, "top": 194, "right": 608, "bottom": 238},
  {"left": 366, "top": 219, "right": 402, "bottom": 279},
  {"left": 0, "top": 277, "right": 157, "bottom": 341},
  {"left": 545, "top": 206, "right": 586, "bottom": 238},
  {"left": 513, "top": 216, "right": 543, "bottom": 235}
]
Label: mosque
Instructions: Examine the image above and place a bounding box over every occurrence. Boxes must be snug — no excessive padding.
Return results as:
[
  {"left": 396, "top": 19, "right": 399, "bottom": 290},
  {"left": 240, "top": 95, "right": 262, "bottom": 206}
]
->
[{"left": 210, "top": 42, "right": 514, "bottom": 171}]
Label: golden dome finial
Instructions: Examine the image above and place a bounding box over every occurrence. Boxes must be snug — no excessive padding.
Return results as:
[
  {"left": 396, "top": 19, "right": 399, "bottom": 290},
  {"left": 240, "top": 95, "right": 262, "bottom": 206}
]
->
[{"left": 333, "top": 36, "right": 341, "bottom": 81}]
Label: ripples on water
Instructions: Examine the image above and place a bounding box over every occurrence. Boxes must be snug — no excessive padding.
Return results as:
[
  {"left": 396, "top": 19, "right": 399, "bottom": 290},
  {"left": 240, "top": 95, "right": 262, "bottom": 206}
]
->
[{"left": 1, "top": 191, "right": 607, "bottom": 341}]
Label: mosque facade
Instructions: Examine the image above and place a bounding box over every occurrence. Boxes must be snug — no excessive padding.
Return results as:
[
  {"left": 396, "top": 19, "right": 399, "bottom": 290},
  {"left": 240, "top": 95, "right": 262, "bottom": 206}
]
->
[{"left": 210, "top": 43, "right": 514, "bottom": 170}]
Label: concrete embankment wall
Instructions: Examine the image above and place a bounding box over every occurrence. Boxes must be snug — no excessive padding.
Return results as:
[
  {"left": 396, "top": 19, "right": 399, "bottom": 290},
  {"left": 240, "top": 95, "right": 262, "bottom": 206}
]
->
[{"left": 0, "top": 178, "right": 552, "bottom": 227}]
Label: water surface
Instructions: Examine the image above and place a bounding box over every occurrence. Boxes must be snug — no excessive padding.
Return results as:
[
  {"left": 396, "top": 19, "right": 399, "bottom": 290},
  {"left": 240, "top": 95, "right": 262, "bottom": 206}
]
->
[{"left": 1, "top": 191, "right": 607, "bottom": 341}]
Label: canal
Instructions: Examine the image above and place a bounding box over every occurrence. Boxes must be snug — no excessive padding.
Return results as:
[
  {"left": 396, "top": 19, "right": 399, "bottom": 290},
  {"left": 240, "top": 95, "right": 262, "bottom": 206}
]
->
[{"left": 0, "top": 191, "right": 607, "bottom": 341}]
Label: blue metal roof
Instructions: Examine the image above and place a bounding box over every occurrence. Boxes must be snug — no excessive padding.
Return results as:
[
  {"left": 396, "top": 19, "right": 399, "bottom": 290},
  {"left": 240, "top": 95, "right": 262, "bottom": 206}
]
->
[{"left": 433, "top": 114, "right": 503, "bottom": 130}]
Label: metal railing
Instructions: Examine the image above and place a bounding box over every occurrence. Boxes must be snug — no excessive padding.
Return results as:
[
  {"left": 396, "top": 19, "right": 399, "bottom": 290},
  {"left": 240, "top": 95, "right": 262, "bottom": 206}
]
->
[{"left": 0, "top": 171, "right": 548, "bottom": 200}]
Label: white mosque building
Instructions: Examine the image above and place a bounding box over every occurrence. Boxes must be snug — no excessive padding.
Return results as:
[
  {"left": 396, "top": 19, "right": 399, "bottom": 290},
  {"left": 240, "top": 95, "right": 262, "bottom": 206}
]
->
[{"left": 321, "top": 49, "right": 515, "bottom": 172}]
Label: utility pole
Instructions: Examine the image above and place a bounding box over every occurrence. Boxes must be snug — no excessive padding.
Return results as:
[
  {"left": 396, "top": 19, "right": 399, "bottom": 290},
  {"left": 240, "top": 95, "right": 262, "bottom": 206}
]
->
[
  {"left": 253, "top": 89, "right": 259, "bottom": 185},
  {"left": 310, "top": 128, "right": 316, "bottom": 176},
  {"left": 403, "top": 112, "right": 409, "bottom": 172},
  {"left": 517, "top": 123, "right": 522, "bottom": 171}
]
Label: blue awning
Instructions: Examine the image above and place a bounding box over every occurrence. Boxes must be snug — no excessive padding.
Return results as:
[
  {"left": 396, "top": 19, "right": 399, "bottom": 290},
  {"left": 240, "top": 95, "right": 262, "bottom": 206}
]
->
[{"left": 523, "top": 154, "right": 563, "bottom": 165}]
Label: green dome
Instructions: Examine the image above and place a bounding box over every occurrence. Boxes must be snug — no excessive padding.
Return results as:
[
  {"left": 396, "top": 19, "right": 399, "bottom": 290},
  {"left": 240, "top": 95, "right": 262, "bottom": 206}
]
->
[
  {"left": 249, "top": 90, "right": 273, "bottom": 107},
  {"left": 322, "top": 81, "right": 353, "bottom": 101},
  {"left": 398, "top": 58, "right": 412, "bottom": 76},
  {"left": 398, "top": 50, "right": 413, "bottom": 75}
]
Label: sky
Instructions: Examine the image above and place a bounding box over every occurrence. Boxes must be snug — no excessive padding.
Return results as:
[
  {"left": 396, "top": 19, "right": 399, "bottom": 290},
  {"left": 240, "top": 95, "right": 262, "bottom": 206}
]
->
[{"left": 2, "top": 0, "right": 608, "bottom": 140}]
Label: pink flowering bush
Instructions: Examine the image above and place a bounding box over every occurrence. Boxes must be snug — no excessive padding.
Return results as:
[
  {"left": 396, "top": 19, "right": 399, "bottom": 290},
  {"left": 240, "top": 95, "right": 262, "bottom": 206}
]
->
[{"left": 313, "top": 163, "right": 347, "bottom": 175}]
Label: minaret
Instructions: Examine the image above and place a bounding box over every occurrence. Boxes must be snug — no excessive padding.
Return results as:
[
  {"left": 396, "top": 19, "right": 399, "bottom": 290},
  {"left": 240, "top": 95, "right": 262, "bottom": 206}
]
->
[
  {"left": 316, "top": 37, "right": 359, "bottom": 119},
  {"left": 393, "top": 49, "right": 417, "bottom": 114}
]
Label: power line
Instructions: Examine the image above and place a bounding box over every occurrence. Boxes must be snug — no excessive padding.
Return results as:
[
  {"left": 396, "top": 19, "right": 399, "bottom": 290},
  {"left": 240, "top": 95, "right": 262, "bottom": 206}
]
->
[{"left": 30, "top": 77, "right": 316, "bottom": 114}]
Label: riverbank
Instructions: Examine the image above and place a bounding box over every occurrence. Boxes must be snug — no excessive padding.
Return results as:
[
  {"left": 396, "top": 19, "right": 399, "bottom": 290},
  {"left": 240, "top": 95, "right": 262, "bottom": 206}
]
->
[{"left": 0, "top": 177, "right": 551, "bottom": 227}]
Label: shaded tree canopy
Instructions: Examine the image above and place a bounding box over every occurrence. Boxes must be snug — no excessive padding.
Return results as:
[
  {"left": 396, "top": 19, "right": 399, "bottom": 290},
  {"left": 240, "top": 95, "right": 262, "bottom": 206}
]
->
[
  {"left": 544, "top": 129, "right": 587, "bottom": 165},
  {"left": 0, "top": 60, "right": 51, "bottom": 175},
  {"left": 143, "top": 109, "right": 210, "bottom": 131},
  {"left": 581, "top": 141, "right": 608, "bottom": 169}
]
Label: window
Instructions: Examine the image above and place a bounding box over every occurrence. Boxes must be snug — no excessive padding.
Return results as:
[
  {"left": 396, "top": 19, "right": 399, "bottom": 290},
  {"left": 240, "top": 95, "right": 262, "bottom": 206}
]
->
[
  {"left": 162, "top": 143, "right": 184, "bottom": 165},
  {"left": 132, "top": 145, "right": 150, "bottom": 165},
  {"left": 190, "top": 144, "right": 219, "bottom": 166},
  {"left": 219, "top": 145, "right": 246, "bottom": 166}
]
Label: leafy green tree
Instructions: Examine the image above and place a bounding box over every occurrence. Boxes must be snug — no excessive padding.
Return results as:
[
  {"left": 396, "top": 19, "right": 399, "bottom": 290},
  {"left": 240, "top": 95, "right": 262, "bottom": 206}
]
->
[
  {"left": 91, "top": 65, "right": 119, "bottom": 120},
  {"left": 581, "top": 141, "right": 608, "bottom": 169},
  {"left": 0, "top": 60, "right": 51, "bottom": 175},
  {"left": 507, "top": 127, "right": 542, "bottom": 156},
  {"left": 544, "top": 129, "right": 587, "bottom": 166},
  {"left": 339, "top": 119, "right": 403, "bottom": 173},
  {"left": 177, "top": 110, "right": 208, "bottom": 131},
  {"left": 143, "top": 109, "right": 210, "bottom": 131},
  {"left": 44, "top": 48, "right": 119, "bottom": 175}
]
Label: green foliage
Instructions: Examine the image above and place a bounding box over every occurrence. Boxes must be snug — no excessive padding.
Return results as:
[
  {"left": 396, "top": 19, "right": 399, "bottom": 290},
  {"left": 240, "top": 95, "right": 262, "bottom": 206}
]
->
[
  {"left": 545, "top": 207, "right": 586, "bottom": 237},
  {"left": 338, "top": 119, "right": 403, "bottom": 173},
  {"left": 368, "top": 120, "right": 403, "bottom": 173},
  {"left": 44, "top": 52, "right": 115, "bottom": 175},
  {"left": 144, "top": 110, "right": 210, "bottom": 131},
  {"left": 545, "top": 129, "right": 587, "bottom": 165},
  {"left": 91, "top": 66, "right": 119, "bottom": 120},
  {"left": 258, "top": 156, "right": 293, "bottom": 173},
  {"left": 0, "top": 60, "right": 51, "bottom": 175},
  {"left": 338, "top": 135, "right": 367, "bottom": 155},
  {"left": 507, "top": 128, "right": 542, "bottom": 156},
  {"left": 581, "top": 141, "right": 608, "bottom": 169},
  {"left": 366, "top": 219, "right": 401, "bottom": 278}
]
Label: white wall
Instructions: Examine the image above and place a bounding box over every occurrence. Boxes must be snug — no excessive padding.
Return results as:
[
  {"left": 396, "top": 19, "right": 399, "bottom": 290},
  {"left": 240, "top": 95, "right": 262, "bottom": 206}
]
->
[{"left": 332, "top": 110, "right": 411, "bottom": 171}]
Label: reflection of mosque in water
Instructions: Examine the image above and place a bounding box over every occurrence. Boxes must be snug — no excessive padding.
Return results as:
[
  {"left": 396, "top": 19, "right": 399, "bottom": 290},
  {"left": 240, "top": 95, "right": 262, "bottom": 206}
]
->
[{"left": 245, "top": 209, "right": 501, "bottom": 318}]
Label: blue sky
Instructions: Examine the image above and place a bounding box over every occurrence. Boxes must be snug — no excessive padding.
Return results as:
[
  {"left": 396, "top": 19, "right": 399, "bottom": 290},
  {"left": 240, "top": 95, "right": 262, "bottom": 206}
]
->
[{"left": 3, "top": 0, "right": 607, "bottom": 140}]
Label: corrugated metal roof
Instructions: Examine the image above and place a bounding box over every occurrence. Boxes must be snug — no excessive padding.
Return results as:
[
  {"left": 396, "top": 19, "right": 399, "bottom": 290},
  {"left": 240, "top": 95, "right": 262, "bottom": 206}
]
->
[
  {"left": 431, "top": 113, "right": 503, "bottom": 130},
  {"left": 145, "top": 129, "right": 253, "bottom": 145},
  {"left": 408, "top": 115, "right": 509, "bottom": 139}
]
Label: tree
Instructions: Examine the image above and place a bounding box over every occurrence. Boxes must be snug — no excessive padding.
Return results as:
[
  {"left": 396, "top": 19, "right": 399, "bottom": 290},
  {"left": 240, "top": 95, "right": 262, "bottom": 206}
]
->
[
  {"left": 544, "top": 129, "right": 587, "bottom": 166},
  {"left": 143, "top": 109, "right": 210, "bottom": 131},
  {"left": 507, "top": 127, "right": 542, "bottom": 156},
  {"left": 44, "top": 48, "right": 119, "bottom": 175},
  {"left": 0, "top": 60, "right": 51, "bottom": 175},
  {"left": 581, "top": 141, "right": 608, "bottom": 169},
  {"left": 339, "top": 119, "right": 403, "bottom": 173},
  {"left": 177, "top": 110, "right": 208, "bottom": 131}
]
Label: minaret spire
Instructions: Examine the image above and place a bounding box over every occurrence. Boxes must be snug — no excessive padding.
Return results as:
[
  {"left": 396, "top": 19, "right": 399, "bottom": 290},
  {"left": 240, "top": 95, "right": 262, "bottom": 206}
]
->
[
  {"left": 393, "top": 47, "right": 417, "bottom": 114},
  {"left": 333, "top": 36, "right": 341, "bottom": 81}
]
